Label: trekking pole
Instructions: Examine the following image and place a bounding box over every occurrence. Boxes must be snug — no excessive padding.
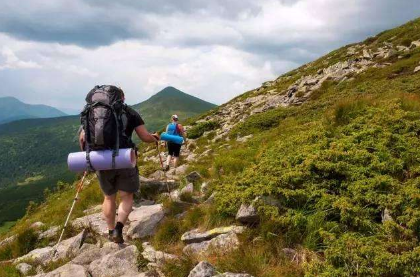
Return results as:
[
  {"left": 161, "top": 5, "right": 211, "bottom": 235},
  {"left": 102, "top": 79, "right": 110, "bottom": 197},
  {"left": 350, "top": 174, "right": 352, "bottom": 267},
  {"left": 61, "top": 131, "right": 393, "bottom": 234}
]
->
[
  {"left": 54, "top": 171, "right": 88, "bottom": 254},
  {"left": 155, "top": 142, "right": 172, "bottom": 198}
]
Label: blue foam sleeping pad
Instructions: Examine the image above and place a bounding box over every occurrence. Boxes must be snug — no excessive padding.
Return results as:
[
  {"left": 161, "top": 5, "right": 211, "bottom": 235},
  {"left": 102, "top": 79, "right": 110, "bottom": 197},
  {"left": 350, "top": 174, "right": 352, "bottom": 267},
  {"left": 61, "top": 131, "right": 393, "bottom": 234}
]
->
[{"left": 160, "top": 132, "right": 184, "bottom": 144}]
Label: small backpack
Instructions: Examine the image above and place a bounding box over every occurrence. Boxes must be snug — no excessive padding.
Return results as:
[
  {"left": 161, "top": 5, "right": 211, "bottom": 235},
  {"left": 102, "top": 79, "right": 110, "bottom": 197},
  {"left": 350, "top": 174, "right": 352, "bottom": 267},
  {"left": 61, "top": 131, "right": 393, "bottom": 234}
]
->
[
  {"left": 80, "top": 85, "right": 131, "bottom": 170},
  {"left": 167, "top": 122, "right": 181, "bottom": 136}
]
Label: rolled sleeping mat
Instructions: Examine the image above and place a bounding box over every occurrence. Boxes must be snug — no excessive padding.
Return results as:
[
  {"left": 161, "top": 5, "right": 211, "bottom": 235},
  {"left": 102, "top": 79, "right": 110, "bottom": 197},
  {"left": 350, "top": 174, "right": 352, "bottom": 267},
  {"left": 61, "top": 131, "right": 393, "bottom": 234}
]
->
[
  {"left": 160, "top": 132, "right": 184, "bottom": 144},
  {"left": 67, "top": 148, "right": 136, "bottom": 172}
]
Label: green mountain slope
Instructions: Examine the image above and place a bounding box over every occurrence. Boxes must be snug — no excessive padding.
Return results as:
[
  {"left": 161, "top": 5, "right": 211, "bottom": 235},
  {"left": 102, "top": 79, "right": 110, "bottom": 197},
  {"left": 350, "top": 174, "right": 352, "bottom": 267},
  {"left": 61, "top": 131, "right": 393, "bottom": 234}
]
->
[
  {"left": 0, "top": 97, "right": 67, "bottom": 124},
  {"left": 0, "top": 87, "right": 216, "bottom": 226},
  {"left": 2, "top": 18, "right": 420, "bottom": 277},
  {"left": 132, "top": 86, "right": 217, "bottom": 131}
]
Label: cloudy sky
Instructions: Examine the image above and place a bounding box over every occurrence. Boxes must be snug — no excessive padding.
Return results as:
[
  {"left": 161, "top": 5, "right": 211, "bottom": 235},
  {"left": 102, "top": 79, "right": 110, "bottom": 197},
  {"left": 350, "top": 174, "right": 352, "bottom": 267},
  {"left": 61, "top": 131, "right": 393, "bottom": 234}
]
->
[{"left": 0, "top": 0, "right": 419, "bottom": 113}]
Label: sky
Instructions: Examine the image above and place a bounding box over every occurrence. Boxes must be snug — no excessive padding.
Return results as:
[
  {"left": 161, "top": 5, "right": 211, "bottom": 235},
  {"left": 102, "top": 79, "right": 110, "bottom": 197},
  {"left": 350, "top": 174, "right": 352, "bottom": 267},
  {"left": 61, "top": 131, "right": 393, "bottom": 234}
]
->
[{"left": 0, "top": 0, "right": 419, "bottom": 114}]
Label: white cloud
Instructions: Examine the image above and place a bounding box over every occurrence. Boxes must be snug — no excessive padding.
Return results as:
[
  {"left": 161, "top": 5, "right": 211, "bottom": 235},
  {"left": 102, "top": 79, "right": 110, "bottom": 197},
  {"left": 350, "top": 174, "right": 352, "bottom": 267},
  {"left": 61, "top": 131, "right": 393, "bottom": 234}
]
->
[
  {"left": 0, "top": 0, "right": 418, "bottom": 111},
  {"left": 0, "top": 47, "right": 41, "bottom": 70}
]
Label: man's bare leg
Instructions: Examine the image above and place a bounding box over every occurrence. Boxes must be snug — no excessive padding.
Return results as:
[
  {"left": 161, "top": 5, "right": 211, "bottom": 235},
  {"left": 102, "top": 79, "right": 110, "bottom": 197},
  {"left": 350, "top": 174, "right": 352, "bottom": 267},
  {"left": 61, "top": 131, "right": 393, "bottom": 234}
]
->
[
  {"left": 117, "top": 191, "right": 134, "bottom": 225},
  {"left": 166, "top": 155, "right": 172, "bottom": 170},
  {"left": 173, "top": 157, "right": 179, "bottom": 168},
  {"left": 103, "top": 194, "right": 116, "bottom": 230}
]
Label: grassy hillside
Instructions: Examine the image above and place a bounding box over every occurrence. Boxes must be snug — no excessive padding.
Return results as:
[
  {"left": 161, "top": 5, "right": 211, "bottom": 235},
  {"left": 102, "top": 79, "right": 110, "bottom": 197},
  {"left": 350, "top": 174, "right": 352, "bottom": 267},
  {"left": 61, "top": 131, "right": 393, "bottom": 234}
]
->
[
  {"left": 0, "top": 87, "right": 215, "bottom": 227},
  {"left": 0, "top": 97, "right": 67, "bottom": 124},
  {"left": 132, "top": 86, "right": 217, "bottom": 132},
  {"left": 2, "top": 17, "right": 420, "bottom": 277}
]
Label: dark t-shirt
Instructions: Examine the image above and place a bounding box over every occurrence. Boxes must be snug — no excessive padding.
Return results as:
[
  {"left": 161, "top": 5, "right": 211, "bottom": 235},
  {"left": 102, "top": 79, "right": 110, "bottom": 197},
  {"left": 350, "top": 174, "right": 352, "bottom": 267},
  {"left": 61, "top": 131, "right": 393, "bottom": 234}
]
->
[
  {"left": 124, "top": 106, "right": 144, "bottom": 136},
  {"left": 122, "top": 106, "right": 144, "bottom": 147}
]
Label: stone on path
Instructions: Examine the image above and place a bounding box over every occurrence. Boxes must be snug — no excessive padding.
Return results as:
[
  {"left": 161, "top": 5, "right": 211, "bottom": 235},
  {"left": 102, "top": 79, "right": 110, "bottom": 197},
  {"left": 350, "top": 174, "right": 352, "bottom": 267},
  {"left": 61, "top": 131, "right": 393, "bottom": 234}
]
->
[
  {"left": 15, "top": 246, "right": 54, "bottom": 266},
  {"left": 141, "top": 242, "right": 178, "bottom": 266},
  {"left": 186, "top": 171, "right": 202, "bottom": 183},
  {"left": 53, "top": 229, "right": 88, "bottom": 261},
  {"left": 235, "top": 204, "right": 259, "bottom": 224},
  {"left": 183, "top": 232, "right": 240, "bottom": 256},
  {"left": 180, "top": 183, "right": 194, "bottom": 195},
  {"left": 127, "top": 204, "right": 165, "bottom": 239},
  {"left": 89, "top": 245, "right": 139, "bottom": 277},
  {"left": 30, "top": 222, "right": 45, "bottom": 229},
  {"left": 38, "top": 263, "right": 89, "bottom": 277},
  {"left": 214, "top": 273, "right": 254, "bottom": 277},
  {"left": 72, "top": 212, "right": 109, "bottom": 236},
  {"left": 181, "top": 226, "right": 245, "bottom": 244},
  {"left": 38, "top": 226, "right": 60, "bottom": 240},
  {"left": 188, "top": 261, "right": 216, "bottom": 277},
  {"left": 16, "top": 263, "right": 33, "bottom": 275}
]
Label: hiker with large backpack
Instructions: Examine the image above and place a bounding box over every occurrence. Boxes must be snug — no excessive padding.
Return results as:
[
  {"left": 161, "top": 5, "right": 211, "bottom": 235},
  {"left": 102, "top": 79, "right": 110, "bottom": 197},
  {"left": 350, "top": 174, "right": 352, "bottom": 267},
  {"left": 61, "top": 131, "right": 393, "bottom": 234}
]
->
[
  {"left": 78, "top": 85, "right": 159, "bottom": 243},
  {"left": 164, "top": 114, "right": 186, "bottom": 171}
]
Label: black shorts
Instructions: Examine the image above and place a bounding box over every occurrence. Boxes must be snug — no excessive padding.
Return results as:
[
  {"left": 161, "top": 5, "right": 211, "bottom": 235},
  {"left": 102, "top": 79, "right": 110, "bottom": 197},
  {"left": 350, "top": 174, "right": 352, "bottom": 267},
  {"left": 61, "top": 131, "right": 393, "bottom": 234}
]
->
[
  {"left": 96, "top": 167, "right": 140, "bottom": 196},
  {"left": 167, "top": 142, "right": 182, "bottom": 158}
]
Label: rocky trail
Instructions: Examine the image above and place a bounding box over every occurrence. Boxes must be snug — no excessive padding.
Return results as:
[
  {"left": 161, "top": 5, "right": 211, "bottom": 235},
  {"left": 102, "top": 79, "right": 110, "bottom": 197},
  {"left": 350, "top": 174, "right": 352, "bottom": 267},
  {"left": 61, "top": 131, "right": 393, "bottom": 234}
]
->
[{"left": 0, "top": 142, "right": 258, "bottom": 277}]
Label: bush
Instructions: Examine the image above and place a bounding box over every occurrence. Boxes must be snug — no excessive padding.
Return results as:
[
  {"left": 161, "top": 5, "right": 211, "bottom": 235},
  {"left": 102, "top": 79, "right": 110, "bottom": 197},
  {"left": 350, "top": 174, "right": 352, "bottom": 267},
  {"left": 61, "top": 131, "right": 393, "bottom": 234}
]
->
[
  {"left": 187, "top": 121, "right": 219, "bottom": 139},
  {"left": 230, "top": 107, "right": 292, "bottom": 138}
]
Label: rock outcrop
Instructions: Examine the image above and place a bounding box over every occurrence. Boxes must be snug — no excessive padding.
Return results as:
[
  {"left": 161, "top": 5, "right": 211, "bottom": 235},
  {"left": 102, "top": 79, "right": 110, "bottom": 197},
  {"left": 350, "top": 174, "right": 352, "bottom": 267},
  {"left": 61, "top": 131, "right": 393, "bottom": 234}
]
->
[
  {"left": 89, "top": 245, "right": 140, "bottom": 277},
  {"left": 127, "top": 204, "right": 165, "bottom": 239}
]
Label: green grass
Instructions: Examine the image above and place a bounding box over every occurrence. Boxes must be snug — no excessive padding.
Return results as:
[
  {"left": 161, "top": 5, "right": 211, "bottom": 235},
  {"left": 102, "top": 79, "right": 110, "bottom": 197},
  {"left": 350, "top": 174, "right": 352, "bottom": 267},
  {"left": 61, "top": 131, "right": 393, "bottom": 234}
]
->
[{"left": 0, "top": 222, "right": 16, "bottom": 235}]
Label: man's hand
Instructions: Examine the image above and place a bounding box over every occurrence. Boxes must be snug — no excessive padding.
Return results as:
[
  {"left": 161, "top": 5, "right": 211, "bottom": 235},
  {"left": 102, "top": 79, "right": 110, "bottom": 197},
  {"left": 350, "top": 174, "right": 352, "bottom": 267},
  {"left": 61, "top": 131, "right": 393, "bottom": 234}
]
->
[{"left": 152, "top": 133, "right": 160, "bottom": 142}]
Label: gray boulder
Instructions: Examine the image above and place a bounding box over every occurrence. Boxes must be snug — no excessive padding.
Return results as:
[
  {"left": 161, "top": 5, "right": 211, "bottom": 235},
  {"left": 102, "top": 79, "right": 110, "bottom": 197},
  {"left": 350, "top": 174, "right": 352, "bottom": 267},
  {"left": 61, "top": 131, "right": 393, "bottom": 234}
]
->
[
  {"left": 72, "top": 212, "right": 109, "bottom": 236},
  {"left": 188, "top": 261, "right": 216, "bottom": 277},
  {"left": 15, "top": 246, "right": 54, "bottom": 266},
  {"left": 140, "top": 176, "right": 179, "bottom": 193},
  {"left": 38, "top": 226, "right": 60, "bottom": 240},
  {"left": 282, "top": 248, "right": 297, "bottom": 260},
  {"left": 181, "top": 183, "right": 194, "bottom": 195},
  {"left": 127, "top": 204, "right": 165, "bottom": 239},
  {"left": 382, "top": 208, "right": 393, "bottom": 223},
  {"left": 0, "top": 235, "right": 15, "bottom": 247},
  {"left": 186, "top": 171, "right": 202, "bottom": 183},
  {"left": 16, "top": 263, "right": 33, "bottom": 275},
  {"left": 89, "top": 245, "right": 139, "bottom": 277},
  {"left": 411, "top": 40, "right": 420, "bottom": 48},
  {"left": 141, "top": 242, "right": 178, "bottom": 266},
  {"left": 71, "top": 244, "right": 103, "bottom": 265},
  {"left": 30, "top": 222, "right": 45, "bottom": 229},
  {"left": 53, "top": 230, "right": 88, "bottom": 261},
  {"left": 214, "top": 273, "right": 254, "bottom": 277},
  {"left": 183, "top": 232, "right": 240, "bottom": 256},
  {"left": 235, "top": 204, "right": 259, "bottom": 224},
  {"left": 181, "top": 226, "right": 245, "bottom": 244},
  {"left": 41, "top": 263, "right": 89, "bottom": 277}
]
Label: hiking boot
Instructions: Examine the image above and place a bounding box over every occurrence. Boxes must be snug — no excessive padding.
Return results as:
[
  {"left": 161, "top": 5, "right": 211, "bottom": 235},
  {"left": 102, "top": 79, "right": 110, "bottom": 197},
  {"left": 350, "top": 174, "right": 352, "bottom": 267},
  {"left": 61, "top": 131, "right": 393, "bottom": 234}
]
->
[
  {"left": 110, "top": 228, "right": 124, "bottom": 244},
  {"left": 164, "top": 164, "right": 170, "bottom": 171}
]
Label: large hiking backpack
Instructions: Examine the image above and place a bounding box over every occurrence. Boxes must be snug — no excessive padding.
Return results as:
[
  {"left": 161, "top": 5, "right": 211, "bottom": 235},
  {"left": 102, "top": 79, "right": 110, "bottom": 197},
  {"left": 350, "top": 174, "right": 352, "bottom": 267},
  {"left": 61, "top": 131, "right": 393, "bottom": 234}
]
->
[
  {"left": 80, "top": 85, "right": 132, "bottom": 170},
  {"left": 167, "top": 122, "right": 181, "bottom": 136}
]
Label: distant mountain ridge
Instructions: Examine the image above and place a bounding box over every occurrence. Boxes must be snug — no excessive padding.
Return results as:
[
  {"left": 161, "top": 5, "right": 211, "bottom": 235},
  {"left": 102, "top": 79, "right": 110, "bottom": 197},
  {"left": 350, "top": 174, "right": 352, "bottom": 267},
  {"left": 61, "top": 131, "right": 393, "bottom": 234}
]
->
[{"left": 0, "top": 96, "right": 66, "bottom": 124}]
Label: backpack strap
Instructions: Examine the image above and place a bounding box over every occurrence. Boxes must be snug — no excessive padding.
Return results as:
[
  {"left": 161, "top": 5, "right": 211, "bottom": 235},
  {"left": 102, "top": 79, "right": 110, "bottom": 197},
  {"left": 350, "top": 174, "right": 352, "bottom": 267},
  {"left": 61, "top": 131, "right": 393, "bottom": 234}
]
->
[{"left": 81, "top": 104, "right": 95, "bottom": 172}]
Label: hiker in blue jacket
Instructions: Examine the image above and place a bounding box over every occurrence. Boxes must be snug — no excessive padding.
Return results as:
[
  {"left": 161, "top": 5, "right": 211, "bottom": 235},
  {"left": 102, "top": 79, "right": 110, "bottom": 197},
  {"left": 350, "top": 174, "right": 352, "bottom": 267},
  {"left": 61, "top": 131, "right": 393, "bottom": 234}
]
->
[{"left": 165, "top": 114, "right": 186, "bottom": 171}]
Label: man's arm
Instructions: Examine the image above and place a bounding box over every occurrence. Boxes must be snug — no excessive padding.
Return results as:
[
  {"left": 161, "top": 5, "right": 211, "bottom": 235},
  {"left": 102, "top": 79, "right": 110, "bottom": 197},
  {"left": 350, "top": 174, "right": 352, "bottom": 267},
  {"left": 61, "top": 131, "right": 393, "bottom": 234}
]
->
[
  {"left": 135, "top": 125, "right": 159, "bottom": 143},
  {"left": 79, "top": 129, "right": 85, "bottom": 151}
]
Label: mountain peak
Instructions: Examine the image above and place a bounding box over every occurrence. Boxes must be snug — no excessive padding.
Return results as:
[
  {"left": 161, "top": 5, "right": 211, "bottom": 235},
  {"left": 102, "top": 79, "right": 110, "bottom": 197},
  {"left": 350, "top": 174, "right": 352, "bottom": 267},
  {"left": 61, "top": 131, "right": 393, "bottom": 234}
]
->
[{"left": 155, "top": 86, "right": 186, "bottom": 96}]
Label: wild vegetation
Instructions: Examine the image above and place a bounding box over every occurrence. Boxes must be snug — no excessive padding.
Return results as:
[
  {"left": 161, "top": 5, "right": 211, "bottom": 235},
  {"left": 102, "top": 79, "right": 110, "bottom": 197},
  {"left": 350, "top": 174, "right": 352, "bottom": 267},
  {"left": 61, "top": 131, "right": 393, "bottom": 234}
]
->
[{"left": 2, "top": 17, "right": 420, "bottom": 277}]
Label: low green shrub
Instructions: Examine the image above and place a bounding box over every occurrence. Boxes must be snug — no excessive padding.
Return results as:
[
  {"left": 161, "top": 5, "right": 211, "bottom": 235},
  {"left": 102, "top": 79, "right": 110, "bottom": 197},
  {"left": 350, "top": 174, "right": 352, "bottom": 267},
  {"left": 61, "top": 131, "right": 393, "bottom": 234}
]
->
[
  {"left": 230, "top": 107, "right": 292, "bottom": 138},
  {"left": 187, "top": 121, "right": 219, "bottom": 139}
]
